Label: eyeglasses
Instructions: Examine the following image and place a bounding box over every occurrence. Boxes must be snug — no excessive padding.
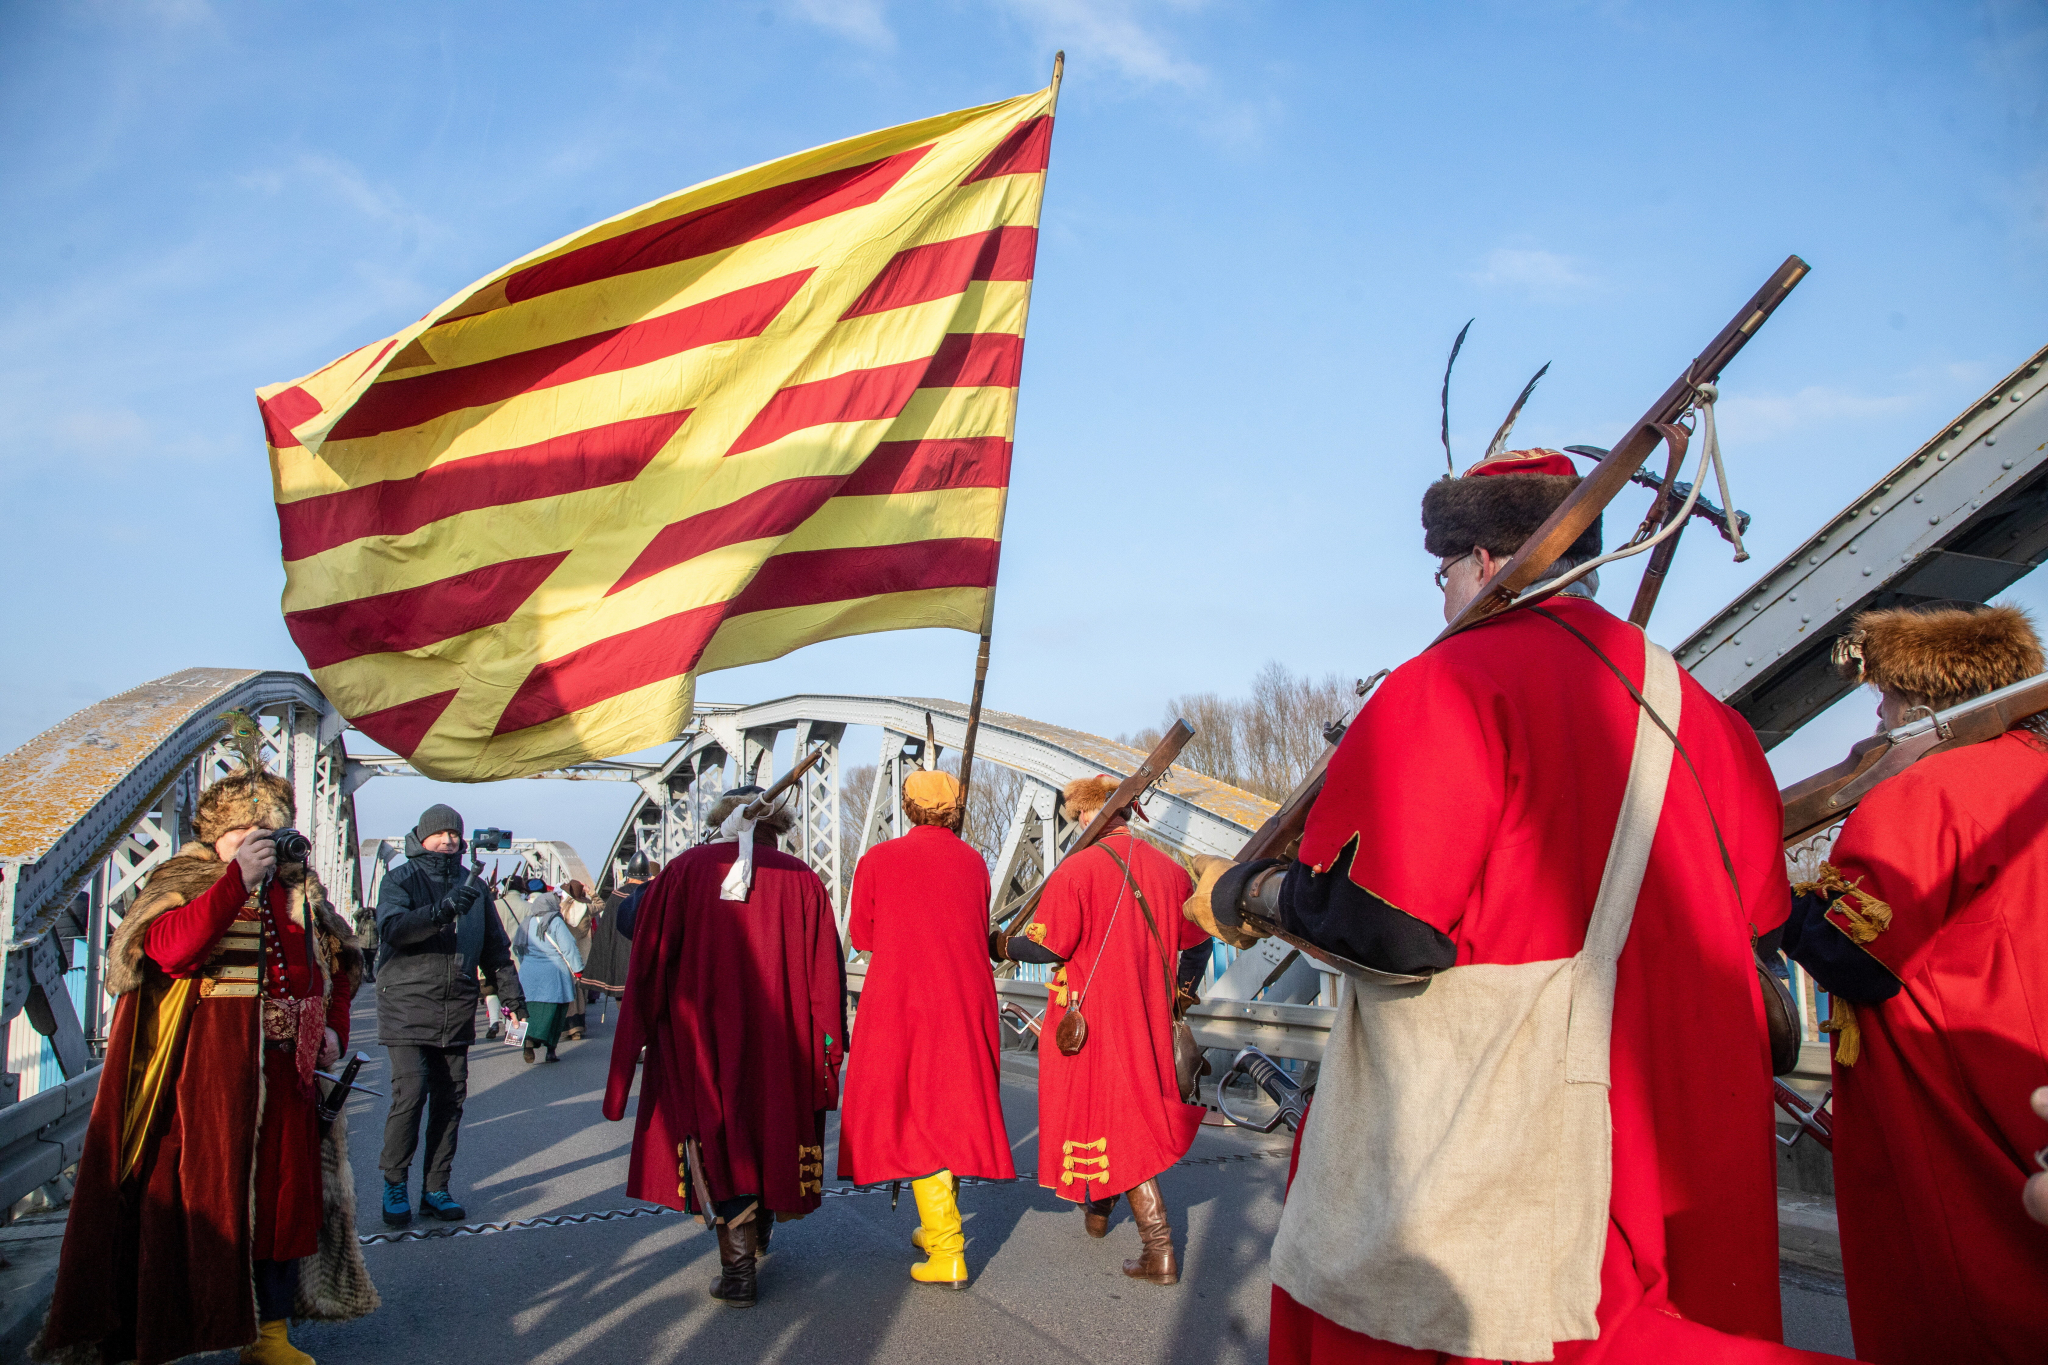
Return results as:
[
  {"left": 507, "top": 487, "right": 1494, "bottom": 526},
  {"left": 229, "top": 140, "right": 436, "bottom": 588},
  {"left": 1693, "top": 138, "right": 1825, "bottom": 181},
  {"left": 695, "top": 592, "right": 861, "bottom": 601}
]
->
[{"left": 1434, "top": 552, "right": 1477, "bottom": 590}]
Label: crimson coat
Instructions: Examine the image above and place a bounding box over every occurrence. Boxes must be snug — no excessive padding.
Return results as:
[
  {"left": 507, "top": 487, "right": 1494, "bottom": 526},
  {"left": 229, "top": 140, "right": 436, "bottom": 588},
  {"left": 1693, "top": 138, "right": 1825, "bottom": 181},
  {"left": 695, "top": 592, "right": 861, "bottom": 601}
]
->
[
  {"left": 1031, "top": 825, "right": 1204, "bottom": 1200},
  {"left": 1805, "top": 731, "right": 2048, "bottom": 1364},
  {"left": 36, "top": 848, "right": 372, "bottom": 1365},
  {"left": 604, "top": 834, "right": 846, "bottom": 1216},
  {"left": 1271, "top": 598, "right": 1831, "bottom": 1364},
  {"left": 837, "top": 824, "right": 1015, "bottom": 1183}
]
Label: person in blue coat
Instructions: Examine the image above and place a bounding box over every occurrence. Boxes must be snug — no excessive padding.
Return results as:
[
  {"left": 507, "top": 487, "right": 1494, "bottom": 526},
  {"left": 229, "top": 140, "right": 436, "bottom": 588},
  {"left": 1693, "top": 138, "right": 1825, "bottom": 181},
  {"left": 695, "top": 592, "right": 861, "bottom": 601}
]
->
[{"left": 514, "top": 889, "right": 585, "bottom": 1063}]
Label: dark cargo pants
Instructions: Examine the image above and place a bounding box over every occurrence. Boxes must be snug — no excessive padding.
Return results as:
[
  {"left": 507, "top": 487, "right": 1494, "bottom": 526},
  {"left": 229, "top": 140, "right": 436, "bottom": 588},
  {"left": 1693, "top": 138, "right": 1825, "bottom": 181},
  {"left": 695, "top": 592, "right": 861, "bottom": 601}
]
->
[{"left": 379, "top": 1044, "right": 469, "bottom": 1191}]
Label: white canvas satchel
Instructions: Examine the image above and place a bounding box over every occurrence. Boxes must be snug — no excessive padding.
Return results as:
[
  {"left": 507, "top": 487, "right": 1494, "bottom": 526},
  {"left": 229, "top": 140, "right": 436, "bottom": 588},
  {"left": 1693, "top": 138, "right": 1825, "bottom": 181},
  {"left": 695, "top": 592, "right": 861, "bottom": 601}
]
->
[{"left": 1269, "top": 638, "right": 1681, "bottom": 1363}]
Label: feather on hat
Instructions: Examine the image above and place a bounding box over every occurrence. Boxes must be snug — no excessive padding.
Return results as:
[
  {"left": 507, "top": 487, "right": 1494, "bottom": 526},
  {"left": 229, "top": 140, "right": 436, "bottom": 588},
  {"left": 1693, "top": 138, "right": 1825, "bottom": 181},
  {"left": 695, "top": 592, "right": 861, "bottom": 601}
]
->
[{"left": 193, "top": 709, "right": 294, "bottom": 844}]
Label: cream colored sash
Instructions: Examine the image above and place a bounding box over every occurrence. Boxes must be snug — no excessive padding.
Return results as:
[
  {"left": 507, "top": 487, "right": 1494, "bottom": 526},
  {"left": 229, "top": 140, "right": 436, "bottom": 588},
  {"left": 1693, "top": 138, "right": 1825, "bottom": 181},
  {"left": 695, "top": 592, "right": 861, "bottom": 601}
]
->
[{"left": 1269, "top": 638, "right": 1681, "bottom": 1363}]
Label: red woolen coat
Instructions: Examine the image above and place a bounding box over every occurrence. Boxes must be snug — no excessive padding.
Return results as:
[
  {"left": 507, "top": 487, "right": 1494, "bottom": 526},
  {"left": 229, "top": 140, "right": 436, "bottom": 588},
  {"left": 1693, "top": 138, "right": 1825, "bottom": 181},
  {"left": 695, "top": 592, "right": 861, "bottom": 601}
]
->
[
  {"left": 837, "top": 824, "right": 1015, "bottom": 1183},
  {"left": 604, "top": 835, "right": 846, "bottom": 1217},
  {"left": 1031, "top": 825, "right": 1204, "bottom": 1201},
  {"left": 1271, "top": 599, "right": 1833, "bottom": 1365},
  {"left": 1816, "top": 731, "right": 2048, "bottom": 1365}
]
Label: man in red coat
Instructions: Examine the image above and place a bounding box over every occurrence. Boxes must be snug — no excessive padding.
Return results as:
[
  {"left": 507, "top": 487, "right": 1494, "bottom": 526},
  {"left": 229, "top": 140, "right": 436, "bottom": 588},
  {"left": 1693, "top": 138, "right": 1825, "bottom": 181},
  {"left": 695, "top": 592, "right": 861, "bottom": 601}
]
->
[
  {"left": 1191, "top": 452, "right": 1837, "bottom": 1362},
  {"left": 603, "top": 786, "right": 845, "bottom": 1309},
  {"left": 1783, "top": 603, "right": 2048, "bottom": 1364},
  {"left": 36, "top": 718, "right": 375, "bottom": 1365},
  {"left": 838, "top": 769, "right": 1015, "bottom": 1288},
  {"left": 996, "top": 775, "right": 1208, "bottom": 1285}
]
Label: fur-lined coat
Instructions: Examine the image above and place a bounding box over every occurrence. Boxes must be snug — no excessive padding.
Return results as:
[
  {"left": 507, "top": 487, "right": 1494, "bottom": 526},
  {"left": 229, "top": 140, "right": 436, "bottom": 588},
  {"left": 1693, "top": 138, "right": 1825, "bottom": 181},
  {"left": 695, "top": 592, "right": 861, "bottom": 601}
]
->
[{"left": 34, "top": 845, "right": 378, "bottom": 1365}]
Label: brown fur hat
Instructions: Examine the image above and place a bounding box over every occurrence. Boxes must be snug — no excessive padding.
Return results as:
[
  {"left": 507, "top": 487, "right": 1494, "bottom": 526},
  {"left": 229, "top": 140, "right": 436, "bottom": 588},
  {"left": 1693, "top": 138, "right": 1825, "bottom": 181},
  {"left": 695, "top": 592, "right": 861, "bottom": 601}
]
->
[
  {"left": 1421, "top": 450, "right": 1600, "bottom": 563},
  {"left": 704, "top": 789, "right": 796, "bottom": 835},
  {"left": 1834, "top": 603, "right": 2044, "bottom": 711},
  {"left": 194, "top": 769, "right": 294, "bottom": 845},
  {"left": 1061, "top": 775, "right": 1119, "bottom": 823}
]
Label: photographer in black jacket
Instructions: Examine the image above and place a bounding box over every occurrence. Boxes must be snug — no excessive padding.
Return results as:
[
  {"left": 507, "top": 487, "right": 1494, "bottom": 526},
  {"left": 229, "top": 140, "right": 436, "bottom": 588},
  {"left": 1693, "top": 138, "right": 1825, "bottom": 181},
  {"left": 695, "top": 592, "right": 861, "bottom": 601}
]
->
[{"left": 374, "top": 804, "right": 525, "bottom": 1227}]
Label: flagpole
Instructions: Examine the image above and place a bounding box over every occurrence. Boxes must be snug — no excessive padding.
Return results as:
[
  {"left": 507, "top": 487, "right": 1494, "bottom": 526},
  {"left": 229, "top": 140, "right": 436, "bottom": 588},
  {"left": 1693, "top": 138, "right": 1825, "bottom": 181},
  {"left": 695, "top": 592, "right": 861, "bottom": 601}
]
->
[{"left": 954, "top": 51, "right": 1062, "bottom": 832}]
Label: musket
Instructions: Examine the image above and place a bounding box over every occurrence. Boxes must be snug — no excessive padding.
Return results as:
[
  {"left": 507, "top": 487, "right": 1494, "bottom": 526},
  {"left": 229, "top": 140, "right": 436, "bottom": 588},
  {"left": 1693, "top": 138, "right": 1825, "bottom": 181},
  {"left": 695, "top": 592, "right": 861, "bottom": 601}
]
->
[
  {"left": 1226, "top": 257, "right": 1811, "bottom": 891},
  {"left": 1780, "top": 670, "right": 2048, "bottom": 845},
  {"left": 743, "top": 745, "right": 828, "bottom": 820},
  {"left": 315, "top": 1051, "right": 384, "bottom": 1135},
  {"left": 1561, "top": 449, "right": 1755, "bottom": 629},
  {"left": 989, "top": 720, "right": 1195, "bottom": 941}
]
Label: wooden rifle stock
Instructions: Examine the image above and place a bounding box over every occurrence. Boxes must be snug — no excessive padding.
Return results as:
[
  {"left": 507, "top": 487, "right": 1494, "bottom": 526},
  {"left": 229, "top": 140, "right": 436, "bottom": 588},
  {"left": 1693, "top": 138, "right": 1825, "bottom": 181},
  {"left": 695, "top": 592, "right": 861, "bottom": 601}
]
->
[
  {"left": 1437, "top": 255, "right": 1809, "bottom": 645},
  {"left": 993, "top": 719, "right": 1195, "bottom": 935},
  {"left": 1780, "top": 672, "right": 2048, "bottom": 846}
]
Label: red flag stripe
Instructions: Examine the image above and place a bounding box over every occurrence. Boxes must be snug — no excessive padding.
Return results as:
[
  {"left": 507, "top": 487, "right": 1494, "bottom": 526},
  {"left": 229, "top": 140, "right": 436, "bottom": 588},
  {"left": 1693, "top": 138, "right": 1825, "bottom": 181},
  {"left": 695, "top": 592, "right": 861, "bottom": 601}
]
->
[
  {"left": 328, "top": 272, "right": 811, "bottom": 443},
  {"left": 499, "top": 148, "right": 932, "bottom": 306},
  {"left": 606, "top": 435, "right": 1008, "bottom": 596},
  {"left": 962, "top": 116, "right": 1052, "bottom": 184},
  {"left": 840, "top": 227, "right": 1038, "bottom": 320},
  {"left": 496, "top": 537, "right": 997, "bottom": 735},
  {"left": 259, "top": 386, "right": 323, "bottom": 449},
  {"left": 285, "top": 552, "right": 569, "bottom": 670},
  {"left": 352, "top": 689, "right": 459, "bottom": 758},
  {"left": 278, "top": 410, "right": 691, "bottom": 562},
  {"left": 725, "top": 331, "right": 1024, "bottom": 457}
]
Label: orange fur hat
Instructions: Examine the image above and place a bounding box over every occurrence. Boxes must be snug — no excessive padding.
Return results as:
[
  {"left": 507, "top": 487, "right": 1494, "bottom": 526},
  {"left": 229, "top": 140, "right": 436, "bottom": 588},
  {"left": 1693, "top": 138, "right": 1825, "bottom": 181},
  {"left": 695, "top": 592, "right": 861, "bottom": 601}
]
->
[
  {"left": 1061, "top": 774, "right": 1149, "bottom": 823},
  {"left": 902, "top": 770, "right": 963, "bottom": 826},
  {"left": 1833, "top": 602, "right": 2044, "bottom": 711}
]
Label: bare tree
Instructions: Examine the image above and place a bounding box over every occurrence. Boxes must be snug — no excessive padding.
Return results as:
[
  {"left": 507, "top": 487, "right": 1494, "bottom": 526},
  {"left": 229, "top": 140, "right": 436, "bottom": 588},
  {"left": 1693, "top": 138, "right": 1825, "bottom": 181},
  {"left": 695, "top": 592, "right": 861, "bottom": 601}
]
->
[{"left": 1122, "top": 661, "right": 1357, "bottom": 802}]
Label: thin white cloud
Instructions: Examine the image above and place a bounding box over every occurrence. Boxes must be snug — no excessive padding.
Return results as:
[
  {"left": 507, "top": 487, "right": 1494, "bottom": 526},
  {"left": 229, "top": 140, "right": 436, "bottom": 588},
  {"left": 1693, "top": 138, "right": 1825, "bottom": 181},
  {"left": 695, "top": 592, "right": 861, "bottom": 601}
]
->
[
  {"left": 1715, "top": 385, "right": 1920, "bottom": 441},
  {"left": 783, "top": 0, "right": 895, "bottom": 49},
  {"left": 1469, "top": 247, "right": 1598, "bottom": 302},
  {"left": 997, "top": 0, "right": 1210, "bottom": 91}
]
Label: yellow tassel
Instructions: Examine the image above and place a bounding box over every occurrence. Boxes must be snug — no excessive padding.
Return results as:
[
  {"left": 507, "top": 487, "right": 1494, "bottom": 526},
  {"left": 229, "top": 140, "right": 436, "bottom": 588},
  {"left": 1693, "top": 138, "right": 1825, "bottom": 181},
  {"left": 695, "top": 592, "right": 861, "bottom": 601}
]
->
[
  {"left": 1792, "top": 862, "right": 1894, "bottom": 944},
  {"left": 1822, "top": 999, "right": 1863, "bottom": 1066}
]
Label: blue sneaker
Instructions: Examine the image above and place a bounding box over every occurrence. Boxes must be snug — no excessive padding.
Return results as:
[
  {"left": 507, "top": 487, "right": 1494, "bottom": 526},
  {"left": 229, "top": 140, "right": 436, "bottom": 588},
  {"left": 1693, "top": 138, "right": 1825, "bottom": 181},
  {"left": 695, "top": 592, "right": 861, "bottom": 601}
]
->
[
  {"left": 421, "top": 1189, "right": 466, "bottom": 1222},
  {"left": 382, "top": 1180, "right": 412, "bottom": 1227}
]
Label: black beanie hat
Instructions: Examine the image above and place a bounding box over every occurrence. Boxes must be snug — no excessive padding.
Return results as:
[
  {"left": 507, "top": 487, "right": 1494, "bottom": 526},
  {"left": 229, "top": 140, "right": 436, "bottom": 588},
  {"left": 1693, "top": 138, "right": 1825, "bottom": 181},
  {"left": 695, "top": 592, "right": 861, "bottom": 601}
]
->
[{"left": 415, "top": 803, "right": 465, "bottom": 842}]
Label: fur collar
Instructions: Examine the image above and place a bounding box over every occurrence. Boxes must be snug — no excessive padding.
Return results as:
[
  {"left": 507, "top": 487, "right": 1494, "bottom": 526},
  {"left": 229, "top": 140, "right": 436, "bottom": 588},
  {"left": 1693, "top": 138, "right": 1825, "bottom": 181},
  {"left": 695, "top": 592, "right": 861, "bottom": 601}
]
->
[{"left": 108, "top": 844, "right": 362, "bottom": 997}]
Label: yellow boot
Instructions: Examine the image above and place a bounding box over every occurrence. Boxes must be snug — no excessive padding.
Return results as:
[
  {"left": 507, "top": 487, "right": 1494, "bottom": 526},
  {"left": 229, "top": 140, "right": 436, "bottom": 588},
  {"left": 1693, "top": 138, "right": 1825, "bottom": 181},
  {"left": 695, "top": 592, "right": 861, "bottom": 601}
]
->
[
  {"left": 909, "top": 1170, "right": 967, "bottom": 1288},
  {"left": 240, "top": 1319, "right": 315, "bottom": 1365},
  {"left": 910, "top": 1171, "right": 955, "bottom": 1251}
]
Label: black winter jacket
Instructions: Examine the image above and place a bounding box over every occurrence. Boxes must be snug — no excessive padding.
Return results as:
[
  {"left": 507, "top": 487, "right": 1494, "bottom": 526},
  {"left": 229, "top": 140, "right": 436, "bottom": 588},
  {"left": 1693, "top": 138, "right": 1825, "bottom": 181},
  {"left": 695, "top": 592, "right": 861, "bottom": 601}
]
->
[{"left": 375, "top": 835, "right": 525, "bottom": 1047}]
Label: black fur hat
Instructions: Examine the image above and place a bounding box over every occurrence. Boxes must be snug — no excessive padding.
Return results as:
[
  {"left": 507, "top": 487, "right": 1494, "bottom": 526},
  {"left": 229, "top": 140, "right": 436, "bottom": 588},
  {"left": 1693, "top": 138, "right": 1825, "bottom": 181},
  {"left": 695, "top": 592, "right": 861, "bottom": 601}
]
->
[{"left": 1421, "top": 450, "right": 1601, "bottom": 563}]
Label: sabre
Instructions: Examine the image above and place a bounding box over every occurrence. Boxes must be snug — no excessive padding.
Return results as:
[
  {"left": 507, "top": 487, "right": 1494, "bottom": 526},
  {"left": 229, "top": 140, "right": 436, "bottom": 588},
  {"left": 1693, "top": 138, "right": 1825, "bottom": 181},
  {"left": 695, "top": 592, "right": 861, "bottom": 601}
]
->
[
  {"left": 1213, "top": 1047, "right": 1308, "bottom": 1135},
  {"left": 1773, "top": 1079, "right": 1833, "bottom": 1152},
  {"left": 315, "top": 1051, "right": 384, "bottom": 1134}
]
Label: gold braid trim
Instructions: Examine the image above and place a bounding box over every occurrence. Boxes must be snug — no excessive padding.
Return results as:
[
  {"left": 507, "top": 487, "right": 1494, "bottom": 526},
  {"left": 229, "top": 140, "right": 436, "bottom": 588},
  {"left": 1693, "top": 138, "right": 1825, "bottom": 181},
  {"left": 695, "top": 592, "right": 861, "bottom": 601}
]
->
[{"left": 1792, "top": 862, "right": 1891, "bottom": 1065}]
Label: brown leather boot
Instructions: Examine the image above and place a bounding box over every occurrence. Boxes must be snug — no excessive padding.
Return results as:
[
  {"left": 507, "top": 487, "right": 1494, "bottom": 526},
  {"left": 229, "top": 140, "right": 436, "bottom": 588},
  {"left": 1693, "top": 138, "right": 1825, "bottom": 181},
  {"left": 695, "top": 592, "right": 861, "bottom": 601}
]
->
[
  {"left": 709, "top": 1219, "right": 758, "bottom": 1307},
  {"left": 1083, "top": 1192, "right": 1118, "bottom": 1239},
  {"left": 755, "top": 1212, "right": 775, "bottom": 1258},
  {"left": 1121, "top": 1179, "right": 1178, "bottom": 1285}
]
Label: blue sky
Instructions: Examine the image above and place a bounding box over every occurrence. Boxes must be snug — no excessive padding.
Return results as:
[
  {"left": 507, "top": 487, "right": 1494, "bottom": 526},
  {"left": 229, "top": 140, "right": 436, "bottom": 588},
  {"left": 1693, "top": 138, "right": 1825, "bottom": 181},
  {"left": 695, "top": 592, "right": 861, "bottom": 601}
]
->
[{"left": 3, "top": 1, "right": 2044, "bottom": 867}]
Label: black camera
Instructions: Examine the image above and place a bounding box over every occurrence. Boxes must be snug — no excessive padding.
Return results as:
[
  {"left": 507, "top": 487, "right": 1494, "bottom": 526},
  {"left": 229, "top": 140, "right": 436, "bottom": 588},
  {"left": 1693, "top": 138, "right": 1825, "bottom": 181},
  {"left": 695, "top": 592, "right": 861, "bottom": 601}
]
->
[
  {"left": 471, "top": 828, "right": 514, "bottom": 852},
  {"left": 271, "top": 828, "right": 313, "bottom": 863}
]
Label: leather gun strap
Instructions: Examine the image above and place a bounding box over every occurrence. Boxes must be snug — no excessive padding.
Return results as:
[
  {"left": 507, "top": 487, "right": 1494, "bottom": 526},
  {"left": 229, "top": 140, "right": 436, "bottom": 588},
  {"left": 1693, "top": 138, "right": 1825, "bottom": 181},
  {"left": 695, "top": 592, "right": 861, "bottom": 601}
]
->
[{"left": 1101, "top": 845, "right": 1184, "bottom": 1019}]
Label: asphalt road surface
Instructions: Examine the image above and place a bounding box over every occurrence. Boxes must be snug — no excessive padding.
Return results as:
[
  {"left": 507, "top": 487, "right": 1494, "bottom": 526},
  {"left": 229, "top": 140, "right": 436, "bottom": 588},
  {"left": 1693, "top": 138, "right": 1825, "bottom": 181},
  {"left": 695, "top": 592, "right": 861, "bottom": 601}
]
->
[{"left": 289, "top": 988, "right": 1854, "bottom": 1363}]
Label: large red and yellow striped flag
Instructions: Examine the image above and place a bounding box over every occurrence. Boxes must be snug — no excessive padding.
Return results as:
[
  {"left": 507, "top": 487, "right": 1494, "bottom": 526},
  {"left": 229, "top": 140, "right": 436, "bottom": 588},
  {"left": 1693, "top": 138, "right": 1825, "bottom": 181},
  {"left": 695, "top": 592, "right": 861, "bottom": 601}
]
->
[{"left": 260, "top": 83, "right": 1054, "bottom": 781}]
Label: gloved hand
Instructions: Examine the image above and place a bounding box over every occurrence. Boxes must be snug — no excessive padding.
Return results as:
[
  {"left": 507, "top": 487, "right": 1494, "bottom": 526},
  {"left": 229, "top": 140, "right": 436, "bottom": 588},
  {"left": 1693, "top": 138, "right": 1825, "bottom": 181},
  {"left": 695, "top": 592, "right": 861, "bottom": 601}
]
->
[
  {"left": 1183, "top": 854, "right": 1270, "bottom": 950},
  {"left": 988, "top": 927, "right": 1011, "bottom": 963},
  {"left": 434, "top": 880, "right": 483, "bottom": 925},
  {"left": 512, "top": 1004, "right": 529, "bottom": 1023}
]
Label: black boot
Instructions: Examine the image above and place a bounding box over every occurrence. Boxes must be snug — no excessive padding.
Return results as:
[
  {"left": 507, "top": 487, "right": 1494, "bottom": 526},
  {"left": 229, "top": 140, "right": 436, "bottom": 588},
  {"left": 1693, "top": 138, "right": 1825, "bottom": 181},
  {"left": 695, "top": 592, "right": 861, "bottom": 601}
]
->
[
  {"left": 1083, "top": 1192, "right": 1118, "bottom": 1239},
  {"left": 755, "top": 1213, "right": 775, "bottom": 1258},
  {"left": 709, "top": 1220, "right": 758, "bottom": 1307},
  {"left": 1121, "top": 1179, "right": 1178, "bottom": 1285}
]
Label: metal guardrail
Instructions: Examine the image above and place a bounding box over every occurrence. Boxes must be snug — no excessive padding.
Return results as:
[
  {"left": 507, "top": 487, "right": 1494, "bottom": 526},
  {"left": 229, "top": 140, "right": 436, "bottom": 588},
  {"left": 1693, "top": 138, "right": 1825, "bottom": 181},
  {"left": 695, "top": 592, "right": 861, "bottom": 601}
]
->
[{"left": 0, "top": 1064, "right": 99, "bottom": 1212}]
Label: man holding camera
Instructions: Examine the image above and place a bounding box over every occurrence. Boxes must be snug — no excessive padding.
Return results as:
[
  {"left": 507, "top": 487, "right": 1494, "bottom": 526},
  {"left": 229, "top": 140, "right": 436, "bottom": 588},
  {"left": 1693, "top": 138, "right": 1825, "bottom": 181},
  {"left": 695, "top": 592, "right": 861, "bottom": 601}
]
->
[
  {"left": 36, "top": 717, "right": 374, "bottom": 1365},
  {"left": 374, "top": 804, "right": 525, "bottom": 1227}
]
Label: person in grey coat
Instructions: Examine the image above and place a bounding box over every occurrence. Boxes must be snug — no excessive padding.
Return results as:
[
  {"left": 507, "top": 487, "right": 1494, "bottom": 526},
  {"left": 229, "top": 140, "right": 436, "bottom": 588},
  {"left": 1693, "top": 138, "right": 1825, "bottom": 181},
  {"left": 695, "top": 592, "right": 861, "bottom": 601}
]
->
[
  {"left": 512, "top": 890, "right": 585, "bottom": 1064},
  {"left": 374, "top": 803, "right": 525, "bottom": 1228}
]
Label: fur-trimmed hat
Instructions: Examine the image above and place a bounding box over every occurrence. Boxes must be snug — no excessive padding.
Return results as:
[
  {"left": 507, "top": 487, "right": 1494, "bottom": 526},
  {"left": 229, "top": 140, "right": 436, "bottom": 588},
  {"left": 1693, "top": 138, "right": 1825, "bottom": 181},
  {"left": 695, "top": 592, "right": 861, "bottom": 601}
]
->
[
  {"left": 1833, "top": 603, "right": 2044, "bottom": 711},
  {"left": 705, "top": 786, "right": 796, "bottom": 835},
  {"left": 1421, "top": 449, "right": 1601, "bottom": 564},
  {"left": 903, "top": 770, "right": 963, "bottom": 827},
  {"left": 194, "top": 709, "right": 294, "bottom": 844},
  {"left": 1061, "top": 774, "right": 1144, "bottom": 824}
]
